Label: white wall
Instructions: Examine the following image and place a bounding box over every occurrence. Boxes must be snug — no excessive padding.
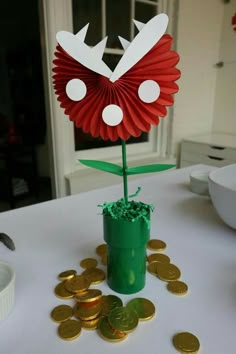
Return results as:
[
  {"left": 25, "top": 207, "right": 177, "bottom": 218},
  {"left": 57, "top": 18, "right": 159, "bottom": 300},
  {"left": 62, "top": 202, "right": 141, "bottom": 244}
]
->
[
  {"left": 172, "top": 0, "right": 224, "bottom": 156},
  {"left": 212, "top": 0, "right": 236, "bottom": 134}
]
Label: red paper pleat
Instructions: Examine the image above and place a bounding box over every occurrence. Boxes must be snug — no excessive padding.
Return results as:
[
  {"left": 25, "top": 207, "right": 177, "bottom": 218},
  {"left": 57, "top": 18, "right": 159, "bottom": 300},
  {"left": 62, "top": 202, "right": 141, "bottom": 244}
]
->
[{"left": 53, "top": 33, "right": 180, "bottom": 141}]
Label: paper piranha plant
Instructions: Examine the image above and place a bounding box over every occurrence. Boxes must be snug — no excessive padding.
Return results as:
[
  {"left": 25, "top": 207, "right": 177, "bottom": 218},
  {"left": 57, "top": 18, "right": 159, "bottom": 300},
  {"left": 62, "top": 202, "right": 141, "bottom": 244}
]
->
[{"left": 53, "top": 13, "right": 181, "bottom": 294}]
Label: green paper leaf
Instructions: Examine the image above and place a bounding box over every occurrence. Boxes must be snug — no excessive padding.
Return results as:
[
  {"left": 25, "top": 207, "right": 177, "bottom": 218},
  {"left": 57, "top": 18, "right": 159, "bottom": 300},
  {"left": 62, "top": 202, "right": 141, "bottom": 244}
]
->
[
  {"left": 126, "top": 164, "right": 175, "bottom": 175},
  {"left": 79, "top": 159, "right": 123, "bottom": 176}
]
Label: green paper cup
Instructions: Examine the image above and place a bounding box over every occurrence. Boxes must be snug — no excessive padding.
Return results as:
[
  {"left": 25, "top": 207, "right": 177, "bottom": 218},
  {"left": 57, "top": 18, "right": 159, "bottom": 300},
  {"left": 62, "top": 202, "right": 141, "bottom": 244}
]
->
[{"left": 103, "top": 214, "right": 150, "bottom": 294}]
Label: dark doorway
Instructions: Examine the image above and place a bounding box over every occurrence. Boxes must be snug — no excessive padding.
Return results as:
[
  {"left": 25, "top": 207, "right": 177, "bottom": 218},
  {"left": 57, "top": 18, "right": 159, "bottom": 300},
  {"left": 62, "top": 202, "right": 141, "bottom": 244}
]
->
[{"left": 0, "top": 0, "right": 52, "bottom": 211}]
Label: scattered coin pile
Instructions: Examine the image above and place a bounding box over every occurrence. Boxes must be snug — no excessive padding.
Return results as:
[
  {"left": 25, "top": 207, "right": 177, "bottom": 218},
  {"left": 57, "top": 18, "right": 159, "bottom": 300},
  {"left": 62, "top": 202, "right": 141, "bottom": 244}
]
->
[
  {"left": 51, "top": 254, "right": 155, "bottom": 342},
  {"left": 51, "top": 241, "right": 200, "bottom": 351},
  {"left": 146, "top": 239, "right": 189, "bottom": 296}
]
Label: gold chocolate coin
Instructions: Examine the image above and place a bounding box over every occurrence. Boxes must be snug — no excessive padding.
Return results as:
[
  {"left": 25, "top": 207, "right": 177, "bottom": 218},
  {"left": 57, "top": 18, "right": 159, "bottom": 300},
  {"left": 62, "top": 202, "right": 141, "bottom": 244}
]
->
[
  {"left": 82, "top": 268, "right": 105, "bottom": 284},
  {"left": 101, "top": 295, "right": 123, "bottom": 316},
  {"left": 74, "top": 302, "right": 102, "bottom": 321},
  {"left": 64, "top": 275, "right": 91, "bottom": 293},
  {"left": 80, "top": 258, "right": 98, "bottom": 269},
  {"left": 126, "top": 298, "right": 155, "bottom": 321},
  {"left": 96, "top": 244, "right": 107, "bottom": 256},
  {"left": 101, "top": 253, "right": 107, "bottom": 266},
  {"left": 173, "top": 332, "right": 200, "bottom": 353},
  {"left": 167, "top": 281, "right": 188, "bottom": 295},
  {"left": 147, "top": 253, "right": 170, "bottom": 264},
  {"left": 98, "top": 316, "right": 127, "bottom": 342},
  {"left": 147, "top": 239, "right": 167, "bottom": 251},
  {"left": 156, "top": 263, "right": 181, "bottom": 282},
  {"left": 75, "top": 289, "right": 102, "bottom": 303},
  {"left": 58, "top": 319, "right": 81, "bottom": 341},
  {"left": 108, "top": 307, "right": 138, "bottom": 333},
  {"left": 54, "top": 282, "right": 74, "bottom": 299},
  {"left": 51, "top": 304, "right": 73, "bottom": 323},
  {"left": 58, "top": 269, "right": 76, "bottom": 281},
  {"left": 147, "top": 262, "right": 158, "bottom": 276},
  {"left": 80, "top": 316, "right": 101, "bottom": 330}
]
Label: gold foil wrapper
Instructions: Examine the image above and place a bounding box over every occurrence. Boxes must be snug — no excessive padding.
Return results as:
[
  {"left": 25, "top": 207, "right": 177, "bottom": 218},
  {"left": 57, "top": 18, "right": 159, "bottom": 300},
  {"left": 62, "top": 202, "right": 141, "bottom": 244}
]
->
[
  {"left": 173, "top": 332, "right": 200, "bottom": 353},
  {"left": 147, "top": 253, "right": 170, "bottom": 264},
  {"left": 147, "top": 239, "right": 167, "bottom": 251},
  {"left": 156, "top": 263, "right": 181, "bottom": 282},
  {"left": 58, "top": 319, "right": 81, "bottom": 341},
  {"left": 64, "top": 275, "right": 91, "bottom": 293},
  {"left": 54, "top": 282, "right": 74, "bottom": 299},
  {"left": 58, "top": 269, "right": 77, "bottom": 281},
  {"left": 167, "top": 281, "right": 188, "bottom": 295},
  {"left": 80, "top": 258, "right": 98, "bottom": 269},
  {"left": 51, "top": 304, "right": 73, "bottom": 323}
]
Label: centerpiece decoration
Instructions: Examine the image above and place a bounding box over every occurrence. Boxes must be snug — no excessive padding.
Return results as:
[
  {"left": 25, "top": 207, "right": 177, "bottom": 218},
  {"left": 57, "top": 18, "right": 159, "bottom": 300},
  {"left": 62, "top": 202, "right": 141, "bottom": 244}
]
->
[{"left": 53, "top": 13, "right": 181, "bottom": 294}]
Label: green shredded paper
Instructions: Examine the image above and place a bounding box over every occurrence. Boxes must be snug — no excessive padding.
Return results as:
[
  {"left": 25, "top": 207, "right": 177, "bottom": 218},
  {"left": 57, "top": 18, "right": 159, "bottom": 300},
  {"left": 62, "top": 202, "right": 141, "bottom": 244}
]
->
[{"left": 99, "top": 188, "right": 154, "bottom": 226}]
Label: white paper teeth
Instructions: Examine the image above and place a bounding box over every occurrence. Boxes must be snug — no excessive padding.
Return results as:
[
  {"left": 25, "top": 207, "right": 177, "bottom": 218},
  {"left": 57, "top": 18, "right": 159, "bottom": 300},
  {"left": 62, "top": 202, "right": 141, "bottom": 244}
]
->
[
  {"left": 75, "top": 23, "right": 89, "bottom": 41},
  {"left": 133, "top": 19, "right": 145, "bottom": 31},
  {"left": 91, "top": 37, "right": 108, "bottom": 58},
  {"left": 56, "top": 14, "right": 169, "bottom": 83},
  {"left": 118, "top": 36, "right": 131, "bottom": 50}
]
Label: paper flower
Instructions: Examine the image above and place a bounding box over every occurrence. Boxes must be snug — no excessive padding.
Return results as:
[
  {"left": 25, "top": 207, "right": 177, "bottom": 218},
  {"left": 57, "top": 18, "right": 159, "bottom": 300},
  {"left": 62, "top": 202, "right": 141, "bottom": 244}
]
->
[
  {"left": 53, "top": 14, "right": 180, "bottom": 142},
  {"left": 232, "top": 13, "right": 236, "bottom": 32}
]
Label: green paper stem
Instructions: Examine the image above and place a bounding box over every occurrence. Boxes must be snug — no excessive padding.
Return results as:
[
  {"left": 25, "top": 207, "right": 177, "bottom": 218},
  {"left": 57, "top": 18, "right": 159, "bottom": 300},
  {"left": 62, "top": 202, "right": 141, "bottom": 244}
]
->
[
  {"left": 79, "top": 159, "right": 123, "bottom": 175},
  {"left": 121, "top": 140, "right": 128, "bottom": 204},
  {"left": 127, "top": 163, "right": 175, "bottom": 175}
]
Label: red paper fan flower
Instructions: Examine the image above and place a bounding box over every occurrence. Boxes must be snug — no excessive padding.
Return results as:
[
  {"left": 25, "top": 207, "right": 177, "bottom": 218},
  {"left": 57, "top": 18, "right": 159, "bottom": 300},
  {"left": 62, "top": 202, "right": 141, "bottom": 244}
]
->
[
  {"left": 232, "top": 13, "right": 236, "bottom": 32},
  {"left": 53, "top": 14, "right": 181, "bottom": 141}
]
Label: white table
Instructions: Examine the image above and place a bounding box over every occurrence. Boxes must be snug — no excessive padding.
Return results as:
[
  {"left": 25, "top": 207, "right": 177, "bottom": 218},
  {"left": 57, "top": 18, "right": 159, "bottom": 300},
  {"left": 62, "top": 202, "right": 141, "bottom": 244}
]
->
[{"left": 1, "top": 165, "right": 236, "bottom": 354}]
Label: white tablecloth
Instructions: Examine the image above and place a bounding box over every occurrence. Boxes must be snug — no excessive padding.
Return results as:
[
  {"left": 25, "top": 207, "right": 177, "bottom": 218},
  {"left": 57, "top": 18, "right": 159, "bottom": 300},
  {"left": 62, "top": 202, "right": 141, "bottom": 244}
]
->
[{"left": 0, "top": 165, "right": 235, "bottom": 354}]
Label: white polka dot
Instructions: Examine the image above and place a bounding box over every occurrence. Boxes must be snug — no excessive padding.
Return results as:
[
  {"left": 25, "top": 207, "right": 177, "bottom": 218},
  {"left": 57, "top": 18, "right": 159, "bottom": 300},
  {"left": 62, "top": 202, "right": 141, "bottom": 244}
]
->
[
  {"left": 66, "top": 78, "right": 87, "bottom": 101},
  {"left": 102, "top": 104, "right": 123, "bottom": 126},
  {"left": 138, "top": 80, "right": 160, "bottom": 103}
]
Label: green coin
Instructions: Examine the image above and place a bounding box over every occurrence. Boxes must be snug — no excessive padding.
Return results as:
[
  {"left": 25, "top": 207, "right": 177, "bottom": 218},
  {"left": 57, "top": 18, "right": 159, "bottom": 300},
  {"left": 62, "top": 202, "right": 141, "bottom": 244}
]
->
[
  {"left": 126, "top": 298, "right": 155, "bottom": 321},
  {"left": 108, "top": 307, "right": 138, "bottom": 333},
  {"left": 101, "top": 295, "right": 123, "bottom": 316},
  {"left": 98, "top": 316, "right": 127, "bottom": 342}
]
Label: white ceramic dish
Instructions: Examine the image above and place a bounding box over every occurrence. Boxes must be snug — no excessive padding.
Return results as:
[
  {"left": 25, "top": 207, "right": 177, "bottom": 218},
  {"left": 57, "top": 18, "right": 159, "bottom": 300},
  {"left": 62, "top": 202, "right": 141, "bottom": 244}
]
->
[
  {"left": 0, "top": 261, "right": 15, "bottom": 321},
  {"left": 190, "top": 170, "right": 210, "bottom": 196},
  {"left": 208, "top": 164, "right": 236, "bottom": 230}
]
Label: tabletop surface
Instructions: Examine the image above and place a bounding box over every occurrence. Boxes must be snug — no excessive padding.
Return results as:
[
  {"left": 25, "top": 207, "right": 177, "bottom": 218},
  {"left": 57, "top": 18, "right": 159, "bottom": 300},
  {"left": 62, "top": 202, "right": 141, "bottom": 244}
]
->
[{"left": 1, "top": 165, "right": 236, "bottom": 354}]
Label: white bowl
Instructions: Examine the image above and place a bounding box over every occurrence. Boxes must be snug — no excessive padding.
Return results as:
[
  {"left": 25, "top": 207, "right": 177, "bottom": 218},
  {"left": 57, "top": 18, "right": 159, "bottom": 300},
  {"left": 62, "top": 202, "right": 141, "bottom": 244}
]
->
[
  {"left": 0, "top": 261, "right": 15, "bottom": 321},
  {"left": 208, "top": 164, "right": 236, "bottom": 229},
  {"left": 190, "top": 170, "right": 210, "bottom": 195}
]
